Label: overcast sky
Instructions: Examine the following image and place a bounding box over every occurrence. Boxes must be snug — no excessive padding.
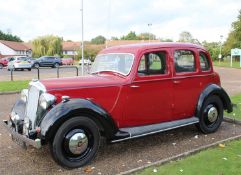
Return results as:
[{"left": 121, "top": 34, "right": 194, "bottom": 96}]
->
[{"left": 0, "top": 0, "right": 240, "bottom": 42}]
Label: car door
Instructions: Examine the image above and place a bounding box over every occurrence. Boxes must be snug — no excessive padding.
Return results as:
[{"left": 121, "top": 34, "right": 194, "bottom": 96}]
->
[
  {"left": 172, "top": 48, "right": 202, "bottom": 120},
  {"left": 40, "top": 57, "right": 48, "bottom": 66},
  {"left": 123, "top": 49, "right": 173, "bottom": 127}
]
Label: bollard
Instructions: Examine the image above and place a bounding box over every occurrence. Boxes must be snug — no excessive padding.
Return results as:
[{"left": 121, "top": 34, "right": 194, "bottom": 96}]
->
[
  {"left": 57, "top": 67, "right": 59, "bottom": 78},
  {"left": 37, "top": 68, "right": 40, "bottom": 80},
  {"left": 76, "top": 67, "right": 79, "bottom": 76},
  {"left": 11, "top": 69, "right": 13, "bottom": 81}
]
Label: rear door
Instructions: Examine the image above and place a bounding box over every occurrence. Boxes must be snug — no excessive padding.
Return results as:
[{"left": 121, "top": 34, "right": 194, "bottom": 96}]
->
[
  {"left": 172, "top": 48, "right": 203, "bottom": 120},
  {"left": 123, "top": 49, "right": 173, "bottom": 127}
]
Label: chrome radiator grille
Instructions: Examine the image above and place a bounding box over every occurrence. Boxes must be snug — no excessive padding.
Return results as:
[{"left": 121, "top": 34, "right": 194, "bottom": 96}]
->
[{"left": 26, "top": 85, "right": 40, "bottom": 130}]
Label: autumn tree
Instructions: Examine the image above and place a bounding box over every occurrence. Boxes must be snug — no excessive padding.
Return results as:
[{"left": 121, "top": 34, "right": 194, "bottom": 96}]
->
[{"left": 32, "top": 35, "right": 63, "bottom": 58}]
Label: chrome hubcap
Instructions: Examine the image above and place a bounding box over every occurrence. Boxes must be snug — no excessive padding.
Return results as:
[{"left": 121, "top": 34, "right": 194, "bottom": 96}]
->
[
  {"left": 207, "top": 106, "right": 218, "bottom": 123},
  {"left": 68, "top": 132, "right": 88, "bottom": 155}
]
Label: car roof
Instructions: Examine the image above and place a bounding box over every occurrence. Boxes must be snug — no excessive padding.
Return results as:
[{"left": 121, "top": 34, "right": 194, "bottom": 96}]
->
[{"left": 100, "top": 42, "right": 206, "bottom": 55}]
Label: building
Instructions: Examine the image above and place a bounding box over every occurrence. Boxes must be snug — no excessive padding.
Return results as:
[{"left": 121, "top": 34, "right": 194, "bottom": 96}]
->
[
  {"left": 0, "top": 40, "right": 32, "bottom": 58},
  {"left": 62, "top": 41, "right": 80, "bottom": 57}
]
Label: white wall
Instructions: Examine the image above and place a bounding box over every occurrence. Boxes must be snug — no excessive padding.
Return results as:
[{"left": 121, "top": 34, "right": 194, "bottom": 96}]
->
[
  {"left": 0, "top": 42, "right": 16, "bottom": 55},
  {"left": 63, "top": 50, "right": 77, "bottom": 55}
]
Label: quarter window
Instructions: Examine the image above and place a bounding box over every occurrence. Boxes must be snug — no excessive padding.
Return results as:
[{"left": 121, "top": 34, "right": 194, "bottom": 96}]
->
[
  {"left": 199, "top": 52, "right": 210, "bottom": 71},
  {"left": 174, "top": 50, "right": 196, "bottom": 73},
  {"left": 138, "top": 52, "right": 167, "bottom": 76}
]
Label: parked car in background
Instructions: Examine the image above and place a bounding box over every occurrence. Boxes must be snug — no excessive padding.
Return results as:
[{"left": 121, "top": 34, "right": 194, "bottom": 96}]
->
[
  {"left": 79, "top": 58, "right": 92, "bottom": 65},
  {"left": 7, "top": 56, "right": 32, "bottom": 71},
  {"left": 27, "top": 57, "right": 36, "bottom": 67},
  {"left": 62, "top": 58, "right": 74, "bottom": 65},
  {"left": 33, "top": 56, "right": 62, "bottom": 68},
  {"left": 3, "top": 43, "right": 233, "bottom": 168},
  {"left": 0, "top": 57, "right": 11, "bottom": 69}
]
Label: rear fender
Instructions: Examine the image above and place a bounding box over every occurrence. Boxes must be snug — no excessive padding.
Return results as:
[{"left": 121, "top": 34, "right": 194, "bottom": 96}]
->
[{"left": 196, "top": 84, "right": 233, "bottom": 118}]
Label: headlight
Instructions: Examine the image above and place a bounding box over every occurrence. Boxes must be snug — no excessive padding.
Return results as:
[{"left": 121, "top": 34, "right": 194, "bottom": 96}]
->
[
  {"left": 21, "top": 89, "right": 28, "bottom": 102},
  {"left": 39, "top": 93, "right": 56, "bottom": 109}
]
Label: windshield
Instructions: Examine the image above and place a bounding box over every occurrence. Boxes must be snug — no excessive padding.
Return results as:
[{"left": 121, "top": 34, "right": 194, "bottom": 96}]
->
[{"left": 91, "top": 53, "right": 134, "bottom": 76}]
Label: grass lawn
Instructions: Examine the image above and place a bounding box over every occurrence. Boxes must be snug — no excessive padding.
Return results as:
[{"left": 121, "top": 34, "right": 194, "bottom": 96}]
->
[
  {"left": 137, "top": 139, "right": 241, "bottom": 175},
  {"left": 226, "top": 94, "right": 241, "bottom": 120},
  {"left": 0, "top": 80, "right": 29, "bottom": 92},
  {"left": 213, "top": 60, "right": 241, "bottom": 69}
]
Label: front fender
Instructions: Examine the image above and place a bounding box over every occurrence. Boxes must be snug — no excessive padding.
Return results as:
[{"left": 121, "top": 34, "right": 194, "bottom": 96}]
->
[
  {"left": 40, "top": 99, "right": 118, "bottom": 142},
  {"left": 196, "top": 84, "right": 233, "bottom": 118}
]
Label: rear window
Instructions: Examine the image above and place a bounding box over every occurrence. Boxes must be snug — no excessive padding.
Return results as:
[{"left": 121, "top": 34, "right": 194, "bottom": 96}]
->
[{"left": 199, "top": 52, "right": 211, "bottom": 71}]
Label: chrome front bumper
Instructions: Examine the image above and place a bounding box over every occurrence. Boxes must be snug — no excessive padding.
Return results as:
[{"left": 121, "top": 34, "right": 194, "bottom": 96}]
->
[{"left": 2, "top": 120, "right": 41, "bottom": 149}]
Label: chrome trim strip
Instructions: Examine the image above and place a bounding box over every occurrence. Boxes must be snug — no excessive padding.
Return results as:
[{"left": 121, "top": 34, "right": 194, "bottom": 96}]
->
[{"left": 111, "top": 120, "right": 199, "bottom": 143}]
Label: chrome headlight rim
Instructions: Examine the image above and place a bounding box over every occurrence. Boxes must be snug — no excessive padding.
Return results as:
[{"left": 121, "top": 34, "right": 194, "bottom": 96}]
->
[{"left": 39, "top": 93, "right": 56, "bottom": 110}]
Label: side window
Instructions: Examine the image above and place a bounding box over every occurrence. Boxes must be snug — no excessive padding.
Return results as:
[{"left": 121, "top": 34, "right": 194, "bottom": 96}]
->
[
  {"left": 138, "top": 52, "right": 167, "bottom": 76},
  {"left": 174, "top": 50, "right": 195, "bottom": 73},
  {"left": 199, "top": 52, "right": 210, "bottom": 71}
]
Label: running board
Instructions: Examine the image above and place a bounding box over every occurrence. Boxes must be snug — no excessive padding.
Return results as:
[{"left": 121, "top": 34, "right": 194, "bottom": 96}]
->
[{"left": 111, "top": 117, "right": 199, "bottom": 143}]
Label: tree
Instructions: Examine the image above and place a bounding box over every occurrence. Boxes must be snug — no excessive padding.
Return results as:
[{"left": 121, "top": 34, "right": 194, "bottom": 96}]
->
[
  {"left": 160, "top": 38, "right": 173, "bottom": 42},
  {"left": 32, "top": 35, "right": 63, "bottom": 58},
  {"left": 202, "top": 41, "right": 220, "bottom": 60},
  {"left": 223, "top": 10, "right": 241, "bottom": 55},
  {"left": 91, "top": 35, "right": 106, "bottom": 44},
  {"left": 121, "top": 31, "right": 140, "bottom": 40},
  {"left": 111, "top": 36, "right": 119, "bottom": 40},
  {"left": 178, "top": 31, "right": 193, "bottom": 42},
  {"left": 0, "top": 30, "right": 22, "bottom": 42},
  {"left": 138, "top": 32, "right": 156, "bottom": 40}
]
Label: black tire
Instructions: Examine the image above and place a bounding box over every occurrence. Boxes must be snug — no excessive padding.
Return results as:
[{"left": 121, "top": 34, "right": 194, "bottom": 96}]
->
[
  {"left": 197, "top": 95, "right": 223, "bottom": 133},
  {"left": 54, "top": 63, "right": 60, "bottom": 68},
  {"left": 50, "top": 117, "right": 101, "bottom": 169},
  {"left": 28, "top": 68, "right": 31, "bottom": 71},
  {"left": 0, "top": 64, "right": 3, "bottom": 69},
  {"left": 34, "top": 63, "right": 40, "bottom": 68}
]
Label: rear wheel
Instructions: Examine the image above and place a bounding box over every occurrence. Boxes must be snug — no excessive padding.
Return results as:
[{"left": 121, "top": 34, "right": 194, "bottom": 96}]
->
[
  {"left": 50, "top": 117, "right": 101, "bottom": 169},
  {"left": 34, "top": 63, "right": 40, "bottom": 68},
  {"left": 54, "top": 63, "right": 60, "bottom": 68},
  {"left": 0, "top": 64, "right": 3, "bottom": 69},
  {"left": 28, "top": 68, "right": 31, "bottom": 71},
  {"left": 197, "top": 95, "right": 223, "bottom": 133}
]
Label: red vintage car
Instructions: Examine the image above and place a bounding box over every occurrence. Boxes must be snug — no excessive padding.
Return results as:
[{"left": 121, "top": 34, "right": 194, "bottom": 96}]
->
[
  {"left": 0, "top": 56, "right": 11, "bottom": 69},
  {"left": 3, "top": 43, "right": 232, "bottom": 168}
]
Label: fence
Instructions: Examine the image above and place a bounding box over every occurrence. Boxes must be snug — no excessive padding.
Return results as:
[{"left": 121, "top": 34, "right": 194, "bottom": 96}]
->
[{"left": 5, "top": 66, "right": 90, "bottom": 81}]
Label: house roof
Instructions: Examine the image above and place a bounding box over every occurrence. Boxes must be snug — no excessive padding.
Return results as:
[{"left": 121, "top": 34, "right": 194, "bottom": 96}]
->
[
  {"left": 62, "top": 41, "right": 81, "bottom": 51},
  {"left": 0, "top": 40, "right": 31, "bottom": 51}
]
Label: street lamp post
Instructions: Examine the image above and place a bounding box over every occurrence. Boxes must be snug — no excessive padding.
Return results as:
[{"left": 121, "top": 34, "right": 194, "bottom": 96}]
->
[
  {"left": 218, "top": 35, "right": 223, "bottom": 64},
  {"left": 148, "top": 23, "right": 152, "bottom": 43},
  {"left": 80, "top": 0, "right": 84, "bottom": 75}
]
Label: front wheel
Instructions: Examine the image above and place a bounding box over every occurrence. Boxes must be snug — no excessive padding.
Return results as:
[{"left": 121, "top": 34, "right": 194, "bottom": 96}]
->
[
  {"left": 197, "top": 95, "right": 223, "bottom": 134},
  {"left": 54, "top": 63, "right": 60, "bottom": 68},
  {"left": 50, "top": 117, "right": 101, "bottom": 169}
]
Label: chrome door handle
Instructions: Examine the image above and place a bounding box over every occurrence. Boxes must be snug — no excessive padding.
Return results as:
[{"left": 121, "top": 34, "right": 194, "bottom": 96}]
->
[{"left": 130, "top": 85, "right": 140, "bottom": 88}]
